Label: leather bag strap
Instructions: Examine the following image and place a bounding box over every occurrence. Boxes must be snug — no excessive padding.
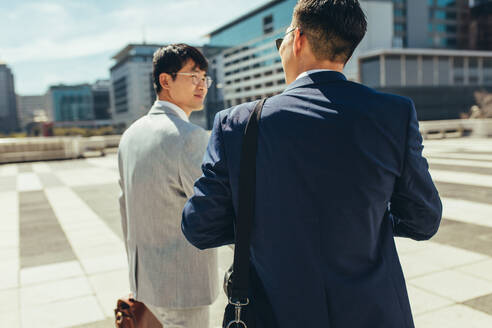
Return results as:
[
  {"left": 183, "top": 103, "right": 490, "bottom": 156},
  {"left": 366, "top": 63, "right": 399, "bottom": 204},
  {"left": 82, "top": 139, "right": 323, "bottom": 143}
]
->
[{"left": 231, "top": 98, "right": 267, "bottom": 300}]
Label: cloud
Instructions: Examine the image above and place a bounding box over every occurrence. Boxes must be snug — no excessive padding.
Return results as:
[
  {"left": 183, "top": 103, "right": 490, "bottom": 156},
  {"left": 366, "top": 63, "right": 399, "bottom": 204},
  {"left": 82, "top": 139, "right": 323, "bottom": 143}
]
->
[
  {"left": 1, "top": 0, "right": 267, "bottom": 64},
  {"left": 0, "top": 0, "right": 270, "bottom": 93}
]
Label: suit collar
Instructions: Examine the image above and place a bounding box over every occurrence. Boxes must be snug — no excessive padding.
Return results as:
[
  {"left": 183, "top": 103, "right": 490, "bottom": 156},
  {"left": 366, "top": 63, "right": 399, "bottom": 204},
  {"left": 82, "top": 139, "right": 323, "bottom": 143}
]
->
[
  {"left": 148, "top": 100, "right": 189, "bottom": 122},
  {"left": 283, "top": 70, "right": 347, "bottom": 93}
]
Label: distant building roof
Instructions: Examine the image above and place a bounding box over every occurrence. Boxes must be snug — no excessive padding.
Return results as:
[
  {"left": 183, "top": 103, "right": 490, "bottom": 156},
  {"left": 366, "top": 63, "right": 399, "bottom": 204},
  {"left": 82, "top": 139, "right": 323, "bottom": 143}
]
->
[
  {"left": 49, "top": 83, "right": 91, "bottom": 90},
  {"left": 359, "top": 48, "right": 492, "bottom": 59},
  {"left": 111, "top": 43, "right": 164, "bottom": 62},
  {"left": 206, "top": 0, "right": 285, "bottom": 37}
]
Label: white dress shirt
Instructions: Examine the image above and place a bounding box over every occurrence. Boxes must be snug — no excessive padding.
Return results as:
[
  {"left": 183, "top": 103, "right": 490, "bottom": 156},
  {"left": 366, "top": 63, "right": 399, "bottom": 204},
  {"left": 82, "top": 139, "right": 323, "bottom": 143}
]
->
[
  {"left": 155, "top": 100, "right": 189, "bottom": 122},
  {"left": 295, "top": 69, "right": 335, "bottom": 81}
]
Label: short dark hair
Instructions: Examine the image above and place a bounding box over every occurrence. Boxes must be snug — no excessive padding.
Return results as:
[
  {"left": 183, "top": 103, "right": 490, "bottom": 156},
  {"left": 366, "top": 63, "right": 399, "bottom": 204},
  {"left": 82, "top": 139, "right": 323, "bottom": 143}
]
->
[
  {"left": 152, "top": 43, "right": 208, "bottom": 93},
  {"left": 293, "top": 0, "right": 367, "bottom": 63}
]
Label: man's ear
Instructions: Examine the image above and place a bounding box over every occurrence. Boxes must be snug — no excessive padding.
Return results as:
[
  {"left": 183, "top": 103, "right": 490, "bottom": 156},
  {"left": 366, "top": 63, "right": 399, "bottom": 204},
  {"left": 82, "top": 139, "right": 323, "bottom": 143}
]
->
[
  {"left": 159, "top": 73, "right": 171, "bottom": 90},
  {"left": 293, "top": 29, "right": 304, "bottom": 57}
]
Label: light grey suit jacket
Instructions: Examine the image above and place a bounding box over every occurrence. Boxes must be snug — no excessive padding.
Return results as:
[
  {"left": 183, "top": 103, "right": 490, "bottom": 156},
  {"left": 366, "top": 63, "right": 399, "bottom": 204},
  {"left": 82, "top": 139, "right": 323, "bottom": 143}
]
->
[{"left": 118, "top": 101, "right": 219, "bottom": 308}]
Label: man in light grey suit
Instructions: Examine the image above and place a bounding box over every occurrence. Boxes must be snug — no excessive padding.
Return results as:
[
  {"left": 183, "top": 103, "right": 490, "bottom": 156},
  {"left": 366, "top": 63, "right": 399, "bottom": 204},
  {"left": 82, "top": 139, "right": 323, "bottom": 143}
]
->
[{"left": 118, "top": 44, "right": 219, "bottom": 327}]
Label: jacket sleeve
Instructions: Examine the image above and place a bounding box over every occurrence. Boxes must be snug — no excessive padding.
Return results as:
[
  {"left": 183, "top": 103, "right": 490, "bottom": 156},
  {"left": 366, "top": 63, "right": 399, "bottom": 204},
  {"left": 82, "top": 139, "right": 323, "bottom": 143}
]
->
[
  {"left": 117, "top": 149, "right": 129, "bottom": 254},
  {"left": 179, "top": 128, "right": 210, "bottom": 198},
  {"left": 389, "top": 99, "right": 442, "bottom": 240},
  {"left": 181, "top": 112, "right": 235, "bottom": 250}
]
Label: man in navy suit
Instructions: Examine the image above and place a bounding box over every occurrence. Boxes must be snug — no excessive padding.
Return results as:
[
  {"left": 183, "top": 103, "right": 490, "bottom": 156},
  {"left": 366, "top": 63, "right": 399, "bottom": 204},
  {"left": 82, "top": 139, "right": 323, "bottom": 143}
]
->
[{"left": 182, "top": 0, "right": 442, "bottom": 327}]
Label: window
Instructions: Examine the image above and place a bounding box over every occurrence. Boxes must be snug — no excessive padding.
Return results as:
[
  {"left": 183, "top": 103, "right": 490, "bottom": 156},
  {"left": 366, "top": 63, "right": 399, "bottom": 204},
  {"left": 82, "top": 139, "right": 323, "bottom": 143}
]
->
[
  {"left": 385, "top": 55, "right": 402, "bottom": 86},
  {"left": 395, "top": 23, "right": 405, "bottom": 32},
  {"left": 436, "top": 0, "right": 456, "bottom": 6},
  {"left": 405, "top": 56, "right": 419, "bottom": 86},
  {"left": 438, "top": 57, "right": 450, "bottom": 85},
  {"left": 469, "top": 57, "right": 478, "bottom": 85},
  {"left": 446, "top": 25, "right": 457, "bottom": 33},
  {"left": 453, "top": 57, "right": 464, "bottom": 85},
  {"left": 394, "top": 9, "right": 405, "bottom": 17},
  {"left": 484, "top": 58, "right": 492, "bottom": 84},
  {"left": 446, "top": 38, "right": 457, "bottom": 47},
  {"left": 263, "top": 15, "right": 274, "bottom": 34},
  {"left": 422, "top": 56, "right": 434, "bottom": 85}
]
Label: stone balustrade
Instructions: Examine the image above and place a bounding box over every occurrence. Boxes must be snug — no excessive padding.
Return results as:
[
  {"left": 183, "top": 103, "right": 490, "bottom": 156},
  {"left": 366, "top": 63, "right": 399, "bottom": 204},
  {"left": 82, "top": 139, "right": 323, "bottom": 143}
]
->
[{"left": 0, "top": 135, "right": 121, "bottom": 164}]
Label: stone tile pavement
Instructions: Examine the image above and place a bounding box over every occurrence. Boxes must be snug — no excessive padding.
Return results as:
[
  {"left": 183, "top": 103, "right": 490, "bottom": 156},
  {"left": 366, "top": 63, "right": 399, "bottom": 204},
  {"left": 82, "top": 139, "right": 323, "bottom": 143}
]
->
[{"left": 1, "top": 138, "right": 492, "bottom": 327}]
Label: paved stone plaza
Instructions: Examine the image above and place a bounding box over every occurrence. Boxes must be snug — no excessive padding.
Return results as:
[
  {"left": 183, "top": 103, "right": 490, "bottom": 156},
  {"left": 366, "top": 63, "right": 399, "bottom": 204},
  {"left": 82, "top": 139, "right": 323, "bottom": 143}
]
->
[{"left": 1, "top": 138, "right": 492, "bottom": 327}]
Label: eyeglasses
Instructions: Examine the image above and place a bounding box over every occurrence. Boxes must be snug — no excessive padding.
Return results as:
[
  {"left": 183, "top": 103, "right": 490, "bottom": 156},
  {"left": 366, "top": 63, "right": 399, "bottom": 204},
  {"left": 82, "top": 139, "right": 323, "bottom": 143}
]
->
[
  {"left": 275, "top": 27, "right": 300, "bottom": 51},
  {"left": 176, "top": 73, "right": 213, "bottom": 88}
]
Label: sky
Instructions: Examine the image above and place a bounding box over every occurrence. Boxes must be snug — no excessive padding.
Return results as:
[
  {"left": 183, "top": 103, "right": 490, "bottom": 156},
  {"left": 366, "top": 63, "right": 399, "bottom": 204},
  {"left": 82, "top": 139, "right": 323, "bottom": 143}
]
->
[{"left": 0, "top": 0, "right": 269, "bottom": 95}]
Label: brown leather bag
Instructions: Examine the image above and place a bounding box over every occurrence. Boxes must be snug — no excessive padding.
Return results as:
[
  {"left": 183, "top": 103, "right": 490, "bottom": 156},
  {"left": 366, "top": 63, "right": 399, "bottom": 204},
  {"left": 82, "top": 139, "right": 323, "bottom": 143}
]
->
[{"left": 114, "top": 296, "right": 162, "bottom": 328}]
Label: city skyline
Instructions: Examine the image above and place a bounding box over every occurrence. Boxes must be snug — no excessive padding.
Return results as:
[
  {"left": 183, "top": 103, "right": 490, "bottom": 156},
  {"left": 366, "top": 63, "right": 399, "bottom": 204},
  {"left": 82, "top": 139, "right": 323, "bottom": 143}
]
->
[{"left": 0, "top": 0, "right": 268, "bottom": 95}]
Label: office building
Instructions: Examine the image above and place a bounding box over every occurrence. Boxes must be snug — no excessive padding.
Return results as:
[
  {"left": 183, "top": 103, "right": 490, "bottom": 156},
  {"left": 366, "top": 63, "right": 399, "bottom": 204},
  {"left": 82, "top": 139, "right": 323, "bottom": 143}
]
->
[
  {"left": 0, "top": 62, "right": 19, "bottom": 134},
  {"left": 46, "top": 81, "right": 113, "bottom": 128},
  {"left": 92, "top": 79, "right": 111, "bottom": 120},
  {"left": 359, "top": 48, "right": 492, "bottom": 120},
  {"left": 206, "top": 0, "right": 297, "bottom": 115},
  {"left": 47, "top": 84, "right": 94, "bottom": 122},
  {"left": 205, "top": 0, "right": 485, "bottom": 122},
  {"left": 16, "top": 95, "right": 47, "bottom": 130},
  {"left": 388, "top": 0, "right": 470, "bottom": 49},
  {"left": 206, "top": 0, "right": 394, "bottom": 119},
  {"left": 109, "top": 44, "right": 222, "bottom": 130},
  {"left": 109, "top": 44, "right": 160, "bottom": 130},
  {"left": 469, "top": 0, "right": 492, "bottom": 50}
]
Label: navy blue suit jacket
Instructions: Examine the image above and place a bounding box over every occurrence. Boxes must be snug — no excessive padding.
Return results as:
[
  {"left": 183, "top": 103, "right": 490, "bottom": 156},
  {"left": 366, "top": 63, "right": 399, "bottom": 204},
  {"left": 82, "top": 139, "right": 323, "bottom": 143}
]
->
[{"left": 182, "top": 71, "right": 442, "bottom": 328}]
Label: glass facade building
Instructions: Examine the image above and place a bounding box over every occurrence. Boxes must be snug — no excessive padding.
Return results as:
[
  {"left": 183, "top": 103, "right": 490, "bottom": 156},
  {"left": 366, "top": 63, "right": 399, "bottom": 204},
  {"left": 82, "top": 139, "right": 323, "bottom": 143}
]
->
[
  {"left": 469, "top": 0, "right": 492, "bottom": 50},
  {"left": 203, "top": 0, "right": 481, "bottom": 124},
  {"left": 206, "top": 0, "right": 296, "bottom": 118},
  {"left": 48, "top": 85, "right": 94, "bottom": 122},
  {"left": 388, "top": 0, "right": 470, "bottom": 49},
  {"left": 92, "top": 80, "right": 111, "bottom": 120},
  {"left": 205, "top": 0, "right": 393, "bottom": 123}
]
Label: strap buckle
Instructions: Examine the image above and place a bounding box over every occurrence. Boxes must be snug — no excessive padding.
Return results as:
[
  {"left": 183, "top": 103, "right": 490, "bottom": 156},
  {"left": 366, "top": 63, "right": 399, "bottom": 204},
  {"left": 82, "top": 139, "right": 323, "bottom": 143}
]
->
[{"left": 226, "top": 297, "right": 249, "bottom": 328}]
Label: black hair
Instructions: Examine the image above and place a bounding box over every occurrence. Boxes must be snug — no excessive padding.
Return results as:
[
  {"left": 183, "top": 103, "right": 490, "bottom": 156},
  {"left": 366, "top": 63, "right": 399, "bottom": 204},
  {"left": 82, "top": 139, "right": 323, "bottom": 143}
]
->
[
  {"left": 293, "top": 0, "right": 367, "bottom": 63},
  {"left": 152, "top": 43, "right": 208, "bottom": 93}
]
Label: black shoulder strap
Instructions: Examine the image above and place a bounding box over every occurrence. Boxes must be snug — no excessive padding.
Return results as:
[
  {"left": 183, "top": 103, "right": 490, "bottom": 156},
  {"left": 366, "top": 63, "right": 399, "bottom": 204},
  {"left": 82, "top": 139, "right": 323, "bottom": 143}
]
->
[{"left": 231, "top": 98, "right": 267, "bottom": 300}]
